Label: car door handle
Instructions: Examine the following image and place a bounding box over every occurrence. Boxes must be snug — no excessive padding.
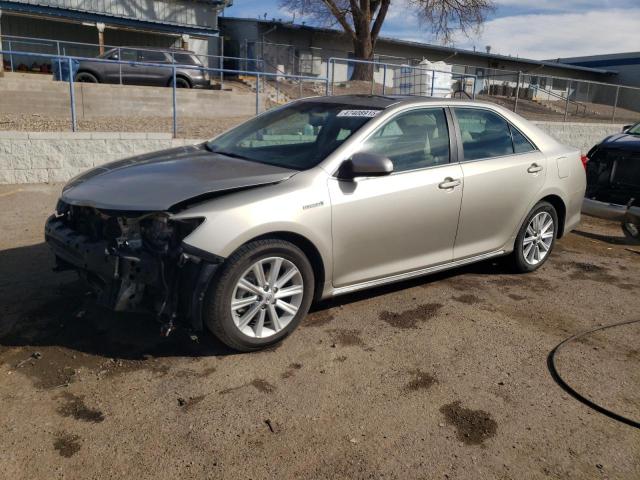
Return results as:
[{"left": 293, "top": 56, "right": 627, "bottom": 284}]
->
[
  {"left": 438, "top": 177, "right": 461, "bottom": 189},
  {"left": 527, "top": 163, "right": 543, "bottom": 173}
]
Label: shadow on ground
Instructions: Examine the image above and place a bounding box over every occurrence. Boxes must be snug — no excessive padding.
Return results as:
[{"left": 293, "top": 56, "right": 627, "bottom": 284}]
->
[
  {"left": 0, "top": 242, "right": 237, "bottom": 364},
  {"left": 1, "top": 241, "right": 524, "bottom": 365},
  {"left": 573, "top": 228, "right": 640, "bottom": 246}
]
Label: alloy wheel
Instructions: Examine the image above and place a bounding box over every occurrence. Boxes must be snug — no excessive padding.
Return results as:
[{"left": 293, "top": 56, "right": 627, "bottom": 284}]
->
[
  {"left": 522, "top": 211, "right": 554, "bottom": 265},
  {"left": 230, "top": 257, "right": 304, "bottom": 338}
]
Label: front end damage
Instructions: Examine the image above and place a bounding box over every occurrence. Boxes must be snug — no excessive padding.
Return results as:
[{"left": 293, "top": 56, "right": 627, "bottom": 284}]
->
[
  {"left": 44, "top": 200, "right": 221, "bottom": 334},
  {"left": 584, "top": 147, "right": 640, "bottom": 238}
]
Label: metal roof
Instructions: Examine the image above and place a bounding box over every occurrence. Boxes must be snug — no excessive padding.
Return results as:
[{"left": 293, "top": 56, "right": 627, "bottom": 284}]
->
[
  {"left": 0, "top": 1, "right": 222, "bottom": 36},
  {"left": 220, "top": 17, "right": 618, "bottom": 76}
]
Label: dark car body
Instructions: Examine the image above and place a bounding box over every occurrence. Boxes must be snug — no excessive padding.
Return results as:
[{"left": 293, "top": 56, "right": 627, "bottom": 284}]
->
[
  {"left": 74, "top": 47, "right": 210, "bottom": 88},
  {"left": 583, "top": 122, "right": 640, "bottom": 238}
]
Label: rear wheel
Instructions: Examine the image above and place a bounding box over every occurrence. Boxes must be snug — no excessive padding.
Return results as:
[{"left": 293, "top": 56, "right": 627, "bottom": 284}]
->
[
  {"left": 511, "top": 201, "right": 558, "bottom": 272},
  {"left": 75, "top": 72, "right": 98, "bottom": 83},
  {"left": 204, "top": 239, "right": 314, "bottom": 352}
]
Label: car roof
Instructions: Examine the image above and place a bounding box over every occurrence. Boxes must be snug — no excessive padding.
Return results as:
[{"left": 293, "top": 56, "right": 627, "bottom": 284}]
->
[
  {"left": 307, "top": 95, "right": 410, "bottom": 109},
  {"left": 302, "top": 94, "right": 498, "bottom": 110},
  {"left": 106, "top": 47, "right": 197, "bottom": 54}
]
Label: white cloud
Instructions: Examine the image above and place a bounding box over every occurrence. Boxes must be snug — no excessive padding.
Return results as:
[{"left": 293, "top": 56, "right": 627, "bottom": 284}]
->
[
  {"left": 449, "top": 8, "right": 640, "bottom": 59},
  {"left": 492, "top": 0, "right": 627, "bottom": 10}
]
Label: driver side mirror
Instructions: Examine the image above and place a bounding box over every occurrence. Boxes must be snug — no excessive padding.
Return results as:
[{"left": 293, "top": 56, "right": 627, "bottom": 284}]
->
[
  {"left": 337, "top": 152, "right": 394, "bottom": 180},
  {"left": 623, "top": 124, "right": 632, "bottom": 133}
]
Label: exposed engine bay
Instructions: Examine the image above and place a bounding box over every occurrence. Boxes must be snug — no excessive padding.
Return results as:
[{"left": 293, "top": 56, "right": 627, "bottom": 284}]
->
[
  {"left": 585, "top": 146, "right": 640, "bottom": 238},
  {"left": 44, "top": 201, "right": 221, "bottom": 334},
  {"left": 586, "top": 148, "right": 640, "bottom": 206}
]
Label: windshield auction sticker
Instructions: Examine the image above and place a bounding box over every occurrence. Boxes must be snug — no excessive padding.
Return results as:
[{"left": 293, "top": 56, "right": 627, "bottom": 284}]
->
[{"left": 336, "top": 110, "right": 381, "bottom": 118}]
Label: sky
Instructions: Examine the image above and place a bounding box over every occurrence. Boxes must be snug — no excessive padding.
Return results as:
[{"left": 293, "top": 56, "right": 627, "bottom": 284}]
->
[{"left": 224, "top": 0, "right": 640, "bottom": 60}]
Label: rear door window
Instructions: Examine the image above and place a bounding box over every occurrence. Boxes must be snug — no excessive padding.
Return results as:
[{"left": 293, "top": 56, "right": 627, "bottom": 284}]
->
[{"left": 454, "top": 108, "right": 513, "bottom": 161}]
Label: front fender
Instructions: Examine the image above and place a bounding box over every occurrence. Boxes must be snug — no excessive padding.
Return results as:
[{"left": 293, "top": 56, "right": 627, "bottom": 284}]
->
[{"left": 175, "top": 170, "right": 333, "bottom": 277}]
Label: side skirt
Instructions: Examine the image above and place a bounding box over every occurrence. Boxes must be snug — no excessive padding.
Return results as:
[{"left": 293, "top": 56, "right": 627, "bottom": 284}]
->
[{"left": 330, "top": 250, "right": 506, "bottom": 297}]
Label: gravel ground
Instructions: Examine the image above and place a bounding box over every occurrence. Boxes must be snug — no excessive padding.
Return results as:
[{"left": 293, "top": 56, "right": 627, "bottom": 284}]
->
[
  {"left": 0, "top": 114, "right": 251, "bottom": 139},
  {"left": 0, "top": 184, "right": 639, "bottom": 480}
]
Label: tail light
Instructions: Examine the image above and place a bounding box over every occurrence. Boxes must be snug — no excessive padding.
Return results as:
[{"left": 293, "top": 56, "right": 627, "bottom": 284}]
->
[{"left": 580, "top": 154, "right": 589, "bottom": 170}]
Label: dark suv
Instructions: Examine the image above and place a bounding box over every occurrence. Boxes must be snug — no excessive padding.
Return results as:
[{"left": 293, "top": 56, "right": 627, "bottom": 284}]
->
[{"left": 73, "top": 47, "right": 210, "bottom": 88}]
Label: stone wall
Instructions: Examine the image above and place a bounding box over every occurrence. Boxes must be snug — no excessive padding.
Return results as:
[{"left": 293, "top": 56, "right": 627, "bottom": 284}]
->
[{"left": 0, "top": 121, "right": 627, "bottom": 185}]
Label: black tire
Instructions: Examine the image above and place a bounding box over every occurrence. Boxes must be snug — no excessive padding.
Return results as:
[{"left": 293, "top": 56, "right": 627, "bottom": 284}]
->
[
  {"left": 511, "top": 201, "right": 558, "bottom": 273},
  {"left": 203, "top": 239, "right": 315, "bottom": 352},
  {"left": 75, "top": 72, "right": 99, "bottom": 83},
  {"left": 621, "top": 221, "right": 640, "bottom": 242},
  {"left": 169, "top": 76, "right": 191, "bottom": 88}
]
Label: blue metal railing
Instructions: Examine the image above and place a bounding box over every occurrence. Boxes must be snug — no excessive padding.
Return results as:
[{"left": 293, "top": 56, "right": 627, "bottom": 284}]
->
[
  {"left": 0, "top": 33, "right": 265, "bottom": 90},
  {"left": 0, "top": 49, "right": 328, "bottom": 137}
]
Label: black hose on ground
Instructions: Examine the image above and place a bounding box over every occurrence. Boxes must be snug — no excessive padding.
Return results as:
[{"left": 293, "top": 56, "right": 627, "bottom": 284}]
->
[{"left": 547, "top": 319, "right": 640, "bottom": 429}]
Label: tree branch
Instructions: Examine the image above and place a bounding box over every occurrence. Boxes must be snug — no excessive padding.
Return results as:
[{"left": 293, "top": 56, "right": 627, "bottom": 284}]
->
[
  {"left": 370, "top": 0, "right": 390, "bottom": 44},
  {"left": 322, "top": 0, "right": 356, "bottom": 38}
]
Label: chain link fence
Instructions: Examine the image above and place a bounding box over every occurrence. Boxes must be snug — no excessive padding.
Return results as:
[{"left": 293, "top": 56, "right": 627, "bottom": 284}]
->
[{"left": 1, "top": 35, "right": 639, "bottom": 133}]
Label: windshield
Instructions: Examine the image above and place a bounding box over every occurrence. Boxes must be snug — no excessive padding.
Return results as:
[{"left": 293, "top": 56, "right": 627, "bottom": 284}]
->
[
  {"left": 627, "top": 123, "right": 640, "bottom": 135},
  {"left": 206, "top": 102, "right": 382, "bottom": 170}
]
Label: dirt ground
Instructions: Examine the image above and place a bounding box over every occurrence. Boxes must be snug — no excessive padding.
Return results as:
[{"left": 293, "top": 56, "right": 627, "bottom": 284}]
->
[{"left": 0, "top": 184, "right": 639, "bottom": 480}]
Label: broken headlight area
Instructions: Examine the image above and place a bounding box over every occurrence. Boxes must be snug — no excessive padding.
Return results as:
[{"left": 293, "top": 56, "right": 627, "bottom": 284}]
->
[{"left": 45, "top": 201, "right": 220, "bottom": 333}]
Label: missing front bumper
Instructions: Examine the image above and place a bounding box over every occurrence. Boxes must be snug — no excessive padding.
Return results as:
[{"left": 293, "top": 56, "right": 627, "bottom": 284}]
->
[{"left": 44, "top": 215, "right": 220, "bottom": 331}]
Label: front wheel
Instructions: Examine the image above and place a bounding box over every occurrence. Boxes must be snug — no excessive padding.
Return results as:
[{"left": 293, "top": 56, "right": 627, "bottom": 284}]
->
[
  {"left": 203, "top": 239, "right": 315, "bottom": 352},
  {"left": 169, "top": 76, "right": 191, "bottom": 88},
  {"left": 75, "top": 72, "right": 98, "bottom": 83},
  {"left": 511, "top": 201, "right": 558, "bottom": 273}
]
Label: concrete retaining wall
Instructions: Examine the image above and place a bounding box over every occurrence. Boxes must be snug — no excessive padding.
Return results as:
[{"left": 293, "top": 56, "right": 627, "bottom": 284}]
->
[
  {"left": 0, "top": 132, "right": 200, "bottom": 184},
  {"left": 0, "top": 121, "right": 626, "bottom": 185},
  {"left": 0, "top": 73, "right": 262, "bottom": 119},
  {"left": 533, "top": 121, "right": 623, "bottom": 154}
]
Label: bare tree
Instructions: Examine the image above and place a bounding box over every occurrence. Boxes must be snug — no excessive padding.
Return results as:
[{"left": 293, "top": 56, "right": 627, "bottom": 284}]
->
[{"left": 280, "top": 0, "right": 494, "bottom": 80}]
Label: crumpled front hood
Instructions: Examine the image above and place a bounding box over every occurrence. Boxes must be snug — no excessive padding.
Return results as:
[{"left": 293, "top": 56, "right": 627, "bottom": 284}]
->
[{"left": 61, "top": 144, "right": 297, "bottom": 211}]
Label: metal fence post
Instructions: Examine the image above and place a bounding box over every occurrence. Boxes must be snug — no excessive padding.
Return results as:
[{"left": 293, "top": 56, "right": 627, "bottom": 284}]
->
[
  {"left": 8, "top": 39, "right": 13, "bottom": 72},
  {"left": 612, "top": 86, "right": 620, "bottom": 123},
  {"left": 325, "top": 59, "right": 330, "bottom": 95},
  {"left": 220, "top": 38, "right": 224, "bottom": 90},
  {"left": 68, "top": 58, "right": 77, "bottom": 132},
  {"left": 514, "top": 71, "right": 521, "bottom": 113},
  {"left": 330, "top": 59, "right": 335, "bottom": 96},
  {"left": 370, "top": 66, "right": 375, "bottom": 95},
  {"left": 255, "top": 73, "right": 260, "bottom": 115},
  {"left": 563, "top": 81, "right": 571, "bottom": 122},
  {"left": 382, "top": 64, "right": 387, "bottom": 95},
  {"left": 56, "top": 41, "right": 62, "bottom": 80},
  {"left": 430, "top": 69, "right": 435, "bottom": 97},
  {"left": 172, "top": 66, "right": 177, "bottom": 138}
]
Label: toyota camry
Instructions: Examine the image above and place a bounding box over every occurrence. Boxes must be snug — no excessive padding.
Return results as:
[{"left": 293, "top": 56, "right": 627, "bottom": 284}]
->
[{"left": 45, "top": 95, "right": 586, "bottom": 351}]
